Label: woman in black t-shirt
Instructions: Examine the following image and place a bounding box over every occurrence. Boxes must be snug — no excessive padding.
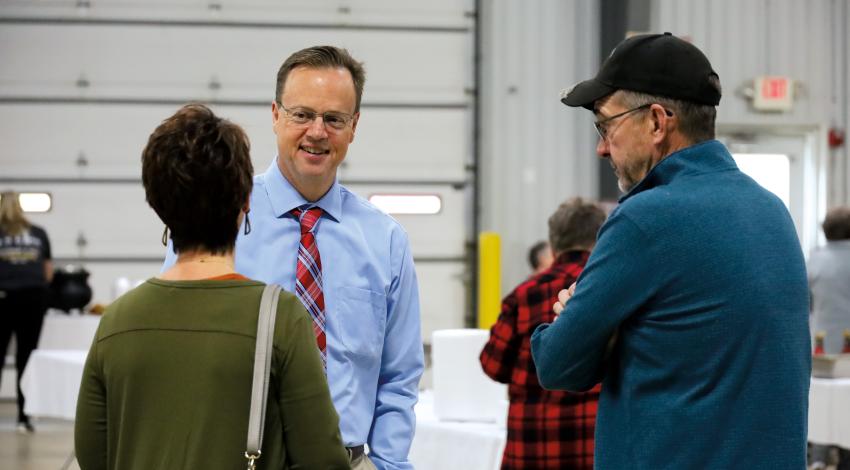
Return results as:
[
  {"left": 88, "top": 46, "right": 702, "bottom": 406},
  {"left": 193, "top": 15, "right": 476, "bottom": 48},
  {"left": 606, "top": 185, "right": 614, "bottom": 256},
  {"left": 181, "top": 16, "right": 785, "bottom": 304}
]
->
[{"left": 0, "top": 191, "right": 52, "bottom": 433}]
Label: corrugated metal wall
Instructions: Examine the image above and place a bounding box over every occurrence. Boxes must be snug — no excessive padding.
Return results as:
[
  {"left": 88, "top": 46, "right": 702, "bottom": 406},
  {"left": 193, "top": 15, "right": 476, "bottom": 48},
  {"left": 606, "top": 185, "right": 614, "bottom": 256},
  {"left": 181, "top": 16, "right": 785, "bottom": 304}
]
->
[
  {"left": 479, "top": 0, "right": 600, "bottom": 293},
  {"left": 650, "top": 0, "right": 850, "bottom": 207},
  {"left": 0, "top": 0, "right": 476, "bottom": 343},
  {"left": 835, "top": 0, "right": 849, "bottom": 205}
]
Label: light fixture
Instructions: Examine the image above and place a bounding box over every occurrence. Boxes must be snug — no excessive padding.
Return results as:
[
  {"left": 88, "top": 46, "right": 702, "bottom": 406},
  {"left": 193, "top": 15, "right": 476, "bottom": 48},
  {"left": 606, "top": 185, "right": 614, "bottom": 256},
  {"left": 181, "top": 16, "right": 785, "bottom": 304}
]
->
[
  {"left": 368, "top": 194, "right": 441, "bottom": 215},
  {"left": 0, "top": 192, "right": 53, "bottom": 213}
]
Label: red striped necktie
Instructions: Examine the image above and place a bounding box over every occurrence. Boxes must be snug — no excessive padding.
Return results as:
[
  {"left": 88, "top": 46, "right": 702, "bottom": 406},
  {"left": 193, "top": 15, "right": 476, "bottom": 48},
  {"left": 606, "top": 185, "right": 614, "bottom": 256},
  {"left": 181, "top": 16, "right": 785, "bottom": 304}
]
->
[{"left": 291, "top": 207, "right": 326, "bottom": 369}]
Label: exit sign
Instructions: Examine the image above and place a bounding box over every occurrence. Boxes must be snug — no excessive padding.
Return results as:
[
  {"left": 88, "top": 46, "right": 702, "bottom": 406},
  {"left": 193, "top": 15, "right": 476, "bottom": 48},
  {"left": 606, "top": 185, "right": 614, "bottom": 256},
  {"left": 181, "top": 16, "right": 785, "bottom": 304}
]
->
[{"left": 753, "top": 76, "right": 794, "bottom": 111}]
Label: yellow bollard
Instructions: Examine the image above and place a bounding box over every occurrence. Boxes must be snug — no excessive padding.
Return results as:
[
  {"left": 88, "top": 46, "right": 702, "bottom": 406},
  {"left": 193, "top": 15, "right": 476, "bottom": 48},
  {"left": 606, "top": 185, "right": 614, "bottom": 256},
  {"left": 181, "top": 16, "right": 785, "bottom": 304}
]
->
[{"left": 478, "top": 232, "right": 501, "bottom": 330}]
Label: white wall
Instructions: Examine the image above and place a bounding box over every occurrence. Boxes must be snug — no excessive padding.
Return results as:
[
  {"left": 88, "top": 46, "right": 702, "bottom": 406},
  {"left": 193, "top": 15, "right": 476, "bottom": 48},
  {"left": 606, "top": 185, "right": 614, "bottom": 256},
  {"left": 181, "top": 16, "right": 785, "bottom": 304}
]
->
[
  {"left": 0, "top": 0, "right": 475, "bottom": 343},
  {"left": 650, "top": 0, "right": 850, "bottom": 209},
  {"left": 479, "top": 0, "right": 600, "bottom": 295}
]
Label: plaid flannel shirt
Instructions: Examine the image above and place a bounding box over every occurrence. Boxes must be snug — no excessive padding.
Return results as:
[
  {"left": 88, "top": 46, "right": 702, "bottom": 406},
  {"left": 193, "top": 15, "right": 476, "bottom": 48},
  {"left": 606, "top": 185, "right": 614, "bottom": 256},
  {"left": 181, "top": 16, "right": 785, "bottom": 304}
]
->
[{"left": 480, "top": 250, "right": 600, "bottom": 470}]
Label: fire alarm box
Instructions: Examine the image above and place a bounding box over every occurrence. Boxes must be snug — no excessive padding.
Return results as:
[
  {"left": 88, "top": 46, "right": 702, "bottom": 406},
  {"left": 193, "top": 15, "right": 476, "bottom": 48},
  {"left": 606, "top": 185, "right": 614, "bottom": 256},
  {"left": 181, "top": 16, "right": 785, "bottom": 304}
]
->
[{"left": 753, "top": 76, "right": 794, "bottom": 111}]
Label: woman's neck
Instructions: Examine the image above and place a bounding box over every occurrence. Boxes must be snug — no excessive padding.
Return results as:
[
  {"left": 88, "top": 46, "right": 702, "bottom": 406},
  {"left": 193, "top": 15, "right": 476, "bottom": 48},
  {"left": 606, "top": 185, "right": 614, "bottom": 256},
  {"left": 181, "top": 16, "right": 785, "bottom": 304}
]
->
[{"left": 158, "top": 250, "right": 236, "bottom": 281}]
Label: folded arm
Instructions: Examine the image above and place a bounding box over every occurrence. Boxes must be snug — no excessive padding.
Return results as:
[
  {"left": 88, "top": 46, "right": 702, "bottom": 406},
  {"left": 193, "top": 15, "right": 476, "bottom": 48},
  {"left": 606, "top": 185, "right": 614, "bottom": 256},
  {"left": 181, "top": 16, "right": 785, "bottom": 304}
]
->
[{"left": 531, "top": 212, "right": 659, "bottom": 392}]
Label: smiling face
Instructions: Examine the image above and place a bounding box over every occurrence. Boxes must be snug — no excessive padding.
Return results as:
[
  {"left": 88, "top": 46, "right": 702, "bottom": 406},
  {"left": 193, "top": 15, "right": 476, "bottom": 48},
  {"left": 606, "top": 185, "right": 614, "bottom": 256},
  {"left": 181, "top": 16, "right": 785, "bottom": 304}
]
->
[
  {"left": 272, "top": 66, "right": 359, "bottom": 201},
  {"left": 594, "top": 95, "right": 655, "bottom": 193}
]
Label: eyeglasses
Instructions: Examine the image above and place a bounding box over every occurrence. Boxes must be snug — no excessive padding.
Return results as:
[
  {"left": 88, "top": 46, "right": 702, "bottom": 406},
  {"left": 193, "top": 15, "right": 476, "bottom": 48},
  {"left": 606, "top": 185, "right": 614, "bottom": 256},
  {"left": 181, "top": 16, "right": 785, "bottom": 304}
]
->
[
  {"left": 278, "top": 103, "right": 355, "bottom": 131},
  {"left": 593, "top": 104, "right": 652, "bottom": 140}
]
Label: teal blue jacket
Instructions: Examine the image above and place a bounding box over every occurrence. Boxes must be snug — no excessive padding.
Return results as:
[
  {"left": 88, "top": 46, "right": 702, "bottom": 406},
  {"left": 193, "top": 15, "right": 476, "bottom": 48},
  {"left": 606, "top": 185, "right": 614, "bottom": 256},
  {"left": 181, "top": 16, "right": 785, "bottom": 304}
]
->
[{"left": 532, "top": 140, "right": 810, "bottom": 469}]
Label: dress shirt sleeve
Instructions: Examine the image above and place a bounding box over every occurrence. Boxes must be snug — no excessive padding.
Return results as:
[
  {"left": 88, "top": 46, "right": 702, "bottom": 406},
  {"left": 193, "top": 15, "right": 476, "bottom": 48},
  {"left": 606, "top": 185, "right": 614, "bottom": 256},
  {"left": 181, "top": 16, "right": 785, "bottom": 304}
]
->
[
  {"left": 276, "top": 295, "right": 350, "bottom": 469},
  {"left": 75, "top": 336, "right": 107, "bottom": 470},
  {"left": 531, "top": 211, "right": 661, "bottom": 392},
  {"left": 479, "top": 293, "right": 522, "bottom": 383},
  {"left": 367, "top": 233, "right": 425, "bottom": 470}
]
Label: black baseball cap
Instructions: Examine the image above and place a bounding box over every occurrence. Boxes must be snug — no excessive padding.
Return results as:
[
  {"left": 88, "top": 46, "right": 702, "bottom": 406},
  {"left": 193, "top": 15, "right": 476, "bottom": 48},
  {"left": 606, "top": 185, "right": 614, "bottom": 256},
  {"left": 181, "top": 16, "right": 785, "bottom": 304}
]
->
[{"left": 561, "top": 32, "right": 721, "bottom": 110}]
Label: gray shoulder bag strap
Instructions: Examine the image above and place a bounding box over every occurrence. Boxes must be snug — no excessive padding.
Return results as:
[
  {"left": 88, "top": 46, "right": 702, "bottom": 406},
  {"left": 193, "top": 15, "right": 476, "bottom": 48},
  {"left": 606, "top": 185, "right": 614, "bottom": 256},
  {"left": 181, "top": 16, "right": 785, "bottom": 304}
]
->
[{"left": 245, "top": 284, "right": 281, "bottom": 470}]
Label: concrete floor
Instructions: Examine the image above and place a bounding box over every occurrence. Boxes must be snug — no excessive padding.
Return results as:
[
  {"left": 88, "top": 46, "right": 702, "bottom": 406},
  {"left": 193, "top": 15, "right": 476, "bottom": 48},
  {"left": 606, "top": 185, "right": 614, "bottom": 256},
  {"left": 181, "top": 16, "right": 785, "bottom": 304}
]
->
[{"left": 0, "top": 400, "right": 80, "bottom": 470}]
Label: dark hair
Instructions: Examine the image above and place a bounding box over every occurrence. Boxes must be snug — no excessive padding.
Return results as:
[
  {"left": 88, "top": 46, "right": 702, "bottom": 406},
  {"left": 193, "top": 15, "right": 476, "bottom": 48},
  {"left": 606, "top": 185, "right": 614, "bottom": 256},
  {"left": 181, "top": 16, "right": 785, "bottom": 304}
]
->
[
  {"left": 141, "top": 103, "right": 253, "bottom": 254},
  {"left": 275, "top": 45, "right": 366, "bottom": 113},
  {"left": 615, "top": 74, "right": 721, "bottom": 143},
  {"left": 527, "top": 241, "right": 549, "bottom": 270},
  {"left": 548, "top": 197, "right": 607, "bottom": 254},
  {"left": 822, "top": 206, "right": 850, "bottom": 241}
]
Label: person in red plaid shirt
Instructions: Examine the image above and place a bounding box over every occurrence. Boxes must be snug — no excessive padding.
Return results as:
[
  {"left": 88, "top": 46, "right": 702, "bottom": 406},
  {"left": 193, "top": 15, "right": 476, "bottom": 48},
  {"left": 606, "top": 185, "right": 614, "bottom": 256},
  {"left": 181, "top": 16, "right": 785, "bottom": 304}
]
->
[{"left": 480, "top": 197, "right": 607, "bottom": 470}]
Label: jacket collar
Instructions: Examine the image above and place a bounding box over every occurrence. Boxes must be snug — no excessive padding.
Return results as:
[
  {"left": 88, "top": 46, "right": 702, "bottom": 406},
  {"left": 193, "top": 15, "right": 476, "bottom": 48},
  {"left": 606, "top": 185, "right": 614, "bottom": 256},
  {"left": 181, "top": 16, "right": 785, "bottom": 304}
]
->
[{"left": 619, "top": 139, "right": 737, "bottom": 204}]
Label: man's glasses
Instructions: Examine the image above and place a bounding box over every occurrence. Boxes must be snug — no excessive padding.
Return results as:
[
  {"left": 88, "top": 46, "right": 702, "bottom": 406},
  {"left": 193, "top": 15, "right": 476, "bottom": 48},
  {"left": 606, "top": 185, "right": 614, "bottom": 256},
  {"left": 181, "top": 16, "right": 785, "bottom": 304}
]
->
[
  {"left": 278, "top": 103, "right": 355, "bottom": 131},
  {"left": 593, "top": 104, "right": 652, "bottom": 140}
]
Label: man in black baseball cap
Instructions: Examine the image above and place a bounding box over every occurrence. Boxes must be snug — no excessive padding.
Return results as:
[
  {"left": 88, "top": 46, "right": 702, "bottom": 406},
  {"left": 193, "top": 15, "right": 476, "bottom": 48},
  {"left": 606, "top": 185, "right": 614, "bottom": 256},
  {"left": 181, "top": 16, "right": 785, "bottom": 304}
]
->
[
  {"left": 561, "top": 32, "right": 720, "bottom": 110},
  {"left": 530, "top": 33, "right": 810, "bottom": 470}
]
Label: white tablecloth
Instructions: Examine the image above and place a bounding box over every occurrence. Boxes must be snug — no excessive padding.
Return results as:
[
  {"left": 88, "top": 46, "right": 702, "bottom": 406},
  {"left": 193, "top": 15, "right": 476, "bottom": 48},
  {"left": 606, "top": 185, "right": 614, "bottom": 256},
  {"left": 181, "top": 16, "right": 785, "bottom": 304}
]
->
[
  {"left": 409, "top": 390, "right": 506, "bottom": 470},
  {"left": 808, "top": 377, "right": 850, "bottom": 448},
  {"left": 20, "top": 349, "right": 87, "bottom": 420},
  {"left": 38, "top": 312, "right": 101, "bottom": 350}
]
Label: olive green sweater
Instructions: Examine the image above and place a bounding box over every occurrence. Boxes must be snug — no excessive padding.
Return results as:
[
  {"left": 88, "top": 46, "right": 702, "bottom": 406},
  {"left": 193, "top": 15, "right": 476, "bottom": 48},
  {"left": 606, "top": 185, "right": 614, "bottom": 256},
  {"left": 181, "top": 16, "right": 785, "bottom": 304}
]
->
[{"left": 75, "top": 278, "right": 350, "bottom": 470}]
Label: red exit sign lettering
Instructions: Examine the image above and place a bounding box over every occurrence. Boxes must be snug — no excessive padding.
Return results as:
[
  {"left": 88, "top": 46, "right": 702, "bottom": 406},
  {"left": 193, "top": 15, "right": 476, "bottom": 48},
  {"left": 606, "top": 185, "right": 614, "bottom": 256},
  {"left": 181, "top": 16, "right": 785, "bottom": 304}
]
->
[{"left": 754, "top": 76, "right": 794, "bottom": 111}]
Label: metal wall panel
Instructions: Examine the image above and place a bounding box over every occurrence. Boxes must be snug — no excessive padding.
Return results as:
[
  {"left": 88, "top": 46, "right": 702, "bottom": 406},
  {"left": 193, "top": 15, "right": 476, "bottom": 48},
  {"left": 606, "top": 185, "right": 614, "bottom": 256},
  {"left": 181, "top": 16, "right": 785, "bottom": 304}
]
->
[
  {"left": 344, "top": 183, "right": 467, "bottom": 259},
  {"left": 9, "top": 182, "right": 465, "bottom": 261},
  {"left": 416, "top": 262, "right": 468, "bottom": 337},
  {"left": 0, "top": 23, "right": 470, "bottom": 105},
  {"left": 650, "top": 0, "right": 850, "bottom": 212},
  {"left": 12, "top": 182, "right": 162, "bottom": 258},
  {"left": 479, "top": 0, "right": 600, "bottom": 292},
  {"left": 0, "top": 103, "right": 468, "bottom": 181},
  {"left": 651, "top": 0, "right": 833, "bottom": 127},
  {"left": 0, "top": 0, "right": 475, "bottom": 29},
  {"left": 0, "top": 2, "right": 477, "bottom": 345},
  {"left": 833, "top": 0, "right": 850, "bottom": 206}
]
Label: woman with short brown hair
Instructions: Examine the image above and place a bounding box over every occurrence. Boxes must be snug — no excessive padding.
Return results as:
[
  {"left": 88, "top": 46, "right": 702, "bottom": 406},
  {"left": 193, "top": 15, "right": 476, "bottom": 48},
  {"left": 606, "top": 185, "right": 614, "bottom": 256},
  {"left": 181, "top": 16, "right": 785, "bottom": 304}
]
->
[{"left": 74, "top": 104, "right": 349, "bottom": 470}]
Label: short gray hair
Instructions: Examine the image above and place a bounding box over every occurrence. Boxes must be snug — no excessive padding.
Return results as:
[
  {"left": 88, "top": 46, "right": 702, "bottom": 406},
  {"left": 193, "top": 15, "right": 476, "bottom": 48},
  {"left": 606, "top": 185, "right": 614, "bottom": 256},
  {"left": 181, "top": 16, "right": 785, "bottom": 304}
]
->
[
  {"left": 548, "top": 197, "right": 607, "bottom": 254},
  {"left": 614, "top": 75, "right": 721, "bottom": 143}
]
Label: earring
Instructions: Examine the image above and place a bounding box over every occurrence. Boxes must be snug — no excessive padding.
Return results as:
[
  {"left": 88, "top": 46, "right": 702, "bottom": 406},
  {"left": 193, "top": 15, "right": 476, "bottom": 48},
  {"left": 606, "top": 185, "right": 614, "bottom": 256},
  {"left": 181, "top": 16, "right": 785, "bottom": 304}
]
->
[
  {"left": 244, "top": 211, "right": 252, "bottom": 235},
  {"left": 161, "top": 226, "right": 169, "bottom": 246}
]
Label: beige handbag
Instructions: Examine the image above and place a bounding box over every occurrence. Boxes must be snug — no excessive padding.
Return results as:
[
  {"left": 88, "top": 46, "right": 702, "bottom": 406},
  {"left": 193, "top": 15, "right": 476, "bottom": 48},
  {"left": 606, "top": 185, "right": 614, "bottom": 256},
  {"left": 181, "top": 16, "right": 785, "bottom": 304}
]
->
[{"left": 245, "top": 284, "right": 281, "bottom": 470}]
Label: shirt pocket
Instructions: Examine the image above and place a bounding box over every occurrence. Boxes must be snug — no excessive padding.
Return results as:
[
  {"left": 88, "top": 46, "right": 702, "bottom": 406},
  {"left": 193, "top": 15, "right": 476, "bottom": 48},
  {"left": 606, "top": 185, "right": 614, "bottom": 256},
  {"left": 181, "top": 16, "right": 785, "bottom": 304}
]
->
[{"left": 335, "top": 286, "right": 387, "bottom": 359}]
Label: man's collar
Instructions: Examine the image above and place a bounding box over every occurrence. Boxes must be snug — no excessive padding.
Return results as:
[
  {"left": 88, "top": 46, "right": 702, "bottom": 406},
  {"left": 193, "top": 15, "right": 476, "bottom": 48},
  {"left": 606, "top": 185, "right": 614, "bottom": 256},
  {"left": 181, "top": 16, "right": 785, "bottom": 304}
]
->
[
  {"left": 618, "top": 139, "right": 733, "bottom": 203},
  {"left": 262, "top": 159, "right": 342, "bottom": 222}
]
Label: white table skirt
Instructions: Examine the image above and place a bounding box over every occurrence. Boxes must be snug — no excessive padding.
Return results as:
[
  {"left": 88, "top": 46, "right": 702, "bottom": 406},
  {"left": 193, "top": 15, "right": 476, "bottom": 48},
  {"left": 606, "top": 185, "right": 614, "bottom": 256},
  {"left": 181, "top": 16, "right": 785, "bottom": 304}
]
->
[
  {"left": 20, "top": 349, "right": 87, "bottom": 420},
  {"left": 38, "top": 312, "right": 101, "bottom": 350},
  {"left": 409, "top": 390, "right": 506, "bottom": 470},
  {"left": 808, "top": 377, "right": 850, "bottom": 448}
]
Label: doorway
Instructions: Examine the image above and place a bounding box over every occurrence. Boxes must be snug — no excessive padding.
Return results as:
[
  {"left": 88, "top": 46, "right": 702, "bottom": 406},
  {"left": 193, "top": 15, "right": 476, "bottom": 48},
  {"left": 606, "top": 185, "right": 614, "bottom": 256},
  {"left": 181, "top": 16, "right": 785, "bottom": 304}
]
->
[{"left": 716, "top": 127, "right": 826, "bottom": 256}]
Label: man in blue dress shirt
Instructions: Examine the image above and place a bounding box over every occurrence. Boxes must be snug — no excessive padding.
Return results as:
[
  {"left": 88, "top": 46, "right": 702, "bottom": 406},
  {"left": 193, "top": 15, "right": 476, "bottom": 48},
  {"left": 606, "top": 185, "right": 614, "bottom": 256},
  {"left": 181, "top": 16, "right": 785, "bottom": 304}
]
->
[{"left": 166, "top": 46, "right": 424, "bottom": 470}]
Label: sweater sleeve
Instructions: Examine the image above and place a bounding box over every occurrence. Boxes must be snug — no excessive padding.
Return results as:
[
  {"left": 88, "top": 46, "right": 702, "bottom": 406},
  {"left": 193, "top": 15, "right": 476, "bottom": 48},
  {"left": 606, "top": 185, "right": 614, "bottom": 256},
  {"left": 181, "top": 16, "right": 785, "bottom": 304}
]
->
[
  {"left": 531, "top": 210, "right": 661, "bottom": 392},
  {"left": 75, "top": 335, "right": 107, "bottom": 470},
  {"left": 275, "top": 295, "right": 350, "bottom": 469}
]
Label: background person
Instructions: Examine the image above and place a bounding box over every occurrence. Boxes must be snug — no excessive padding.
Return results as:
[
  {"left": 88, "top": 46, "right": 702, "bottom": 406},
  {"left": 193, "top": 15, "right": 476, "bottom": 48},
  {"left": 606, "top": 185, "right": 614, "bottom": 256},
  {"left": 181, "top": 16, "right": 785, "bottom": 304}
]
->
[
  {"left": 481, "top": 197, "right": 606, "bottom": 470},
  {"left": 527, "top": 240, "right": 554, "bottom": 276},
  {"left": 808, "top": 206, "right": 850, "bottom": 353},
  {"left": 75, "top": 104, "right": 349, "bottom": 470},
  {"left": 531, "top": 33, "right": 810, "bottom": 469},
  {"left": 0, "top": 191, "right": 52, "bottom": 433}
]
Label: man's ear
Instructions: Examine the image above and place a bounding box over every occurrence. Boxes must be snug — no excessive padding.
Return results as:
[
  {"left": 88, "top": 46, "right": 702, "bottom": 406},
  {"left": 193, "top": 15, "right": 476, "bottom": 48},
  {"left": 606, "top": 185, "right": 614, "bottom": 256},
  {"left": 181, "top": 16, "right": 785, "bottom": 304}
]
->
[
  {"left": 349, "top": 112, "right": 360, "bottom": 143},
  {"left": 271, "top": 101, "right": 281, "bottom": 124},
  {"left": 649, "top": 104, "right": 672, "bottom": 141}
]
